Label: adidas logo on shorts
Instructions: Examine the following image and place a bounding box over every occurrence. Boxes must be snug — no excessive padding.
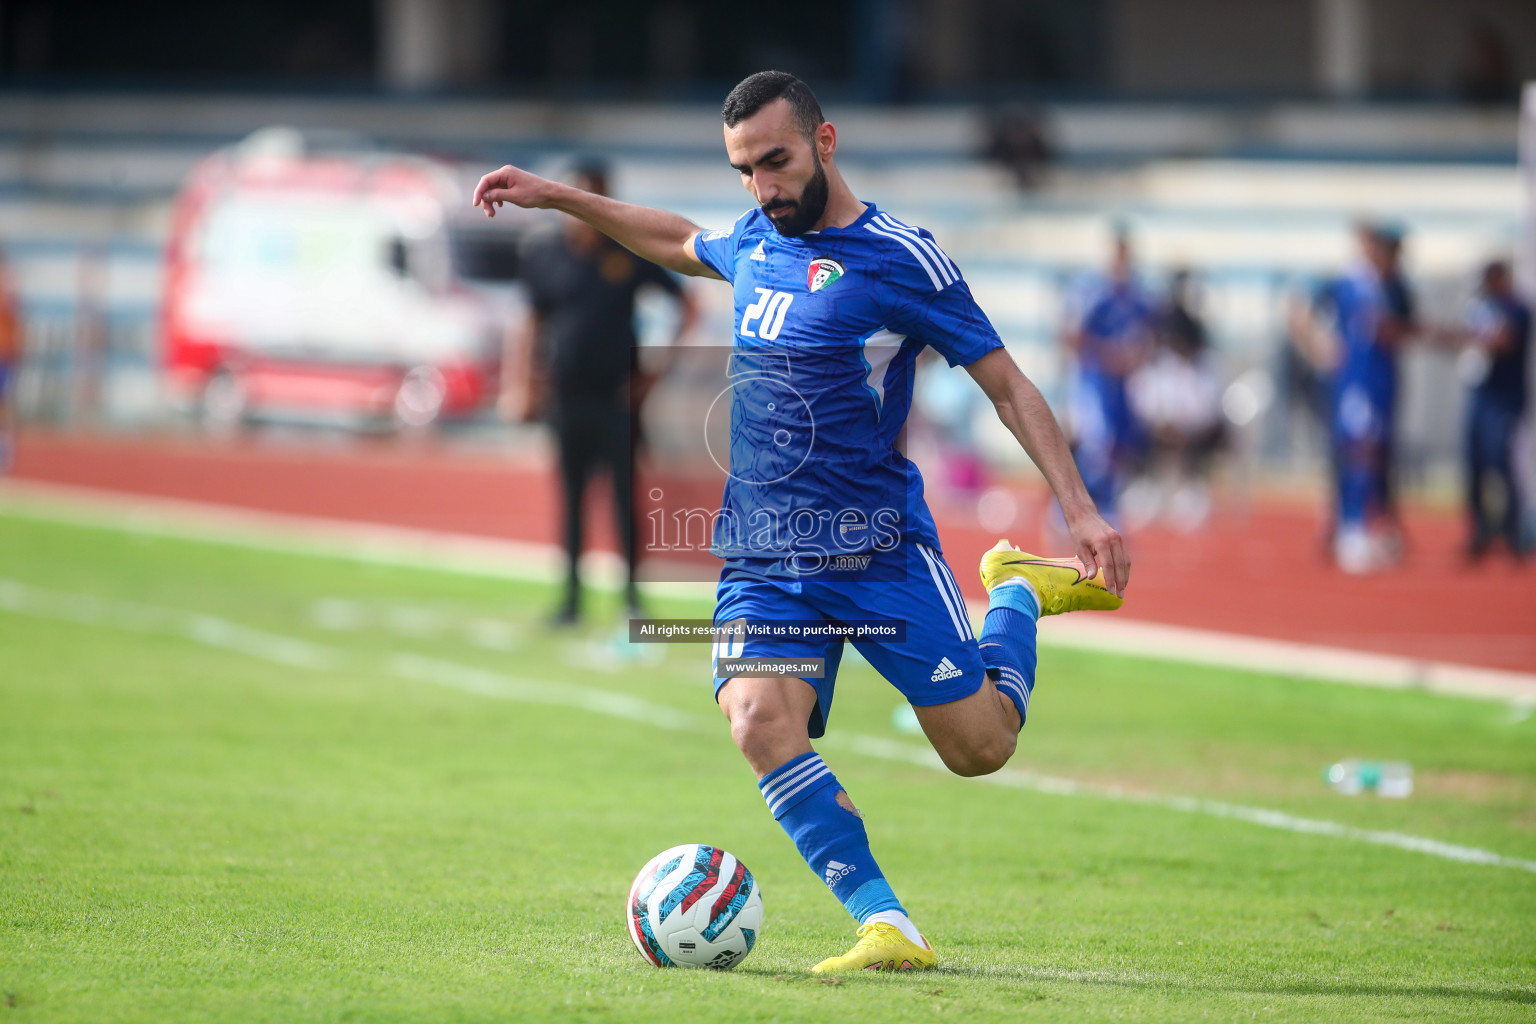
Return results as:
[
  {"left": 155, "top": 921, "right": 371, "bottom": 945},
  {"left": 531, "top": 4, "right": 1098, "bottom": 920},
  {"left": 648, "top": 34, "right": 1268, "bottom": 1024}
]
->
[
  {"left": 824, "top": 860, "right": 856, "bottom": 886},
  {"left": 930, "top": 657, "right": 964, "bottom": 682}
]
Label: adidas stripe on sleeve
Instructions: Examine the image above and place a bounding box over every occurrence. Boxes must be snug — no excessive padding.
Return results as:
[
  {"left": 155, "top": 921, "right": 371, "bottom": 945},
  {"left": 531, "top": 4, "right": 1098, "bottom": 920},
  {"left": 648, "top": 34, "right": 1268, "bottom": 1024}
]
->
[{"left": 869, "top": 214, "right": 1003, "bottom": 368}]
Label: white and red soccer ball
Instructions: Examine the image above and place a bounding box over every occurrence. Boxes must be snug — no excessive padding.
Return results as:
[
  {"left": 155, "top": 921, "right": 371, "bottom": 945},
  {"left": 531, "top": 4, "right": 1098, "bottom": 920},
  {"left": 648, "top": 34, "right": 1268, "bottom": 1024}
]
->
[{"left": 626, "top": 844, "right": 763, "bottom": 969}]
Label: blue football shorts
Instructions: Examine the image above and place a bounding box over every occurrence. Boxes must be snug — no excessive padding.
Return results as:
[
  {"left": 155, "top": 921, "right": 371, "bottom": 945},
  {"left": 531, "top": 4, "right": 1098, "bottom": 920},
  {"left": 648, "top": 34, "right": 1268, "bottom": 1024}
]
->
[{"left": 710, "top": 540, "right": 985, "bottom": 738}]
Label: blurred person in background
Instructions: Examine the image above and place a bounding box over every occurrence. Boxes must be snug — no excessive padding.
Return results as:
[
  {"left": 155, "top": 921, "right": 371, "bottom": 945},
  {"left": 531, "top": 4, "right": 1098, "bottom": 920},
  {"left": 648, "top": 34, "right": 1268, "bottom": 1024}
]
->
[
  {"left": 1456, "top": 260, "right": 1530, "bottom": 561},
  {"left": 516, "top": 159, "right": 699, "bottom": 625},
  {"left": 1291, "top": 223, "right": 1415, "bottom": 573},
  {"left": 1123, "top": 269, "right": 1224, "bottom": 530},
  {"left": 981, "top": 105, "right": 1054, "bottom": 191},
  {"left": 1374, "top": 229, "right": 1416, "bottom": 549},
  {"left": 1456, "top": 20, "right": 1519, "bottom": 106},
  {"left": 0, "top": 256, "right": 18, "bottom": 473},
  {"left": 1064, "top": 229, "right": 1154, "bottom": 526}
]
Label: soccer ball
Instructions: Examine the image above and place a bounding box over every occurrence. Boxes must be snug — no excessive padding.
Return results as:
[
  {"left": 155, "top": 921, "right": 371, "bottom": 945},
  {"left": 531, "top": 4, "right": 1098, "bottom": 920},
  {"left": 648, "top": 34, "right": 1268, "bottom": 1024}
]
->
[{"left": 626, "top": 844, "right": 763, "bottom": 969}]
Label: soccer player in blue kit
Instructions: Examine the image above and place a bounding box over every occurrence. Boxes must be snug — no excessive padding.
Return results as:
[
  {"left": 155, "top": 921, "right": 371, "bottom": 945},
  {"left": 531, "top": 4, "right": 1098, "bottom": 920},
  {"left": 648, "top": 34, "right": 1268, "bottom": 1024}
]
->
[
  {"left": 1066, "top": 231, "right": 1154, "bottom": 522},
  {"left": 1298, "top": 224, "right": 1414, "bottom": 573},
  {"left": 475, "top": 71, "right": 1130, "bottom": 972}
]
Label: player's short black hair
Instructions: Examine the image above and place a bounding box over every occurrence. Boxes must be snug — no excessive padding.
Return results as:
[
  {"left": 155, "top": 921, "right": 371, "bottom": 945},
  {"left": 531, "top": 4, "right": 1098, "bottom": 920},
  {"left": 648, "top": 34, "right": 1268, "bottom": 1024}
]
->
[{"left": 722, "top": 71, "right": 824, "bottom": 141}]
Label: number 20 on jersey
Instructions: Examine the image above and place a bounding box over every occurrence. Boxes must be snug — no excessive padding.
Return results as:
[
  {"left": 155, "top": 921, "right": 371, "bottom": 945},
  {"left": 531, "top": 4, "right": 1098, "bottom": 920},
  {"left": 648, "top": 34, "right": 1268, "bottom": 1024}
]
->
[{"left": 741, "top": 288, "right": 793, "bottom": 340}]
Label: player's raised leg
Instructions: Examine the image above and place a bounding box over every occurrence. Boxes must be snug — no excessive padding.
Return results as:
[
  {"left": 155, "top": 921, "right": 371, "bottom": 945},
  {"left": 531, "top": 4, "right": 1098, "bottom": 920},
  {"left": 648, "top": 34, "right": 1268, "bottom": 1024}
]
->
[
  {"left": 911, "top": 540, "right": 1123, "bottom": 776},
  {"left": 717, "top": 674, "right": 937, "bottom": 972}
]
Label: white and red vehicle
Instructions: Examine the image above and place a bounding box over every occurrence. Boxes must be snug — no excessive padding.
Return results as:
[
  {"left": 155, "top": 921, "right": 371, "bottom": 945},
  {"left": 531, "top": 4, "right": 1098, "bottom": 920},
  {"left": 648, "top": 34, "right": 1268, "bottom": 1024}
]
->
[{"left": 162, "top": 128, "right": 525, "bottom": 431}]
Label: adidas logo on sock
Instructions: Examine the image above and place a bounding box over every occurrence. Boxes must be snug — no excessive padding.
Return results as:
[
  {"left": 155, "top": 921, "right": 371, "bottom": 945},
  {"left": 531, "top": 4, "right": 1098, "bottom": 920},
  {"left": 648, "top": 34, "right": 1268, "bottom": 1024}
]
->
[
  {"left": 930, "top": 657, "right": 964, "bottom": 682},
  {"left": 824, "top": 860, "right": 856, "bottom": 886},
  {"left": 750, "top": 240, "right": 767, "bottom": 261}
]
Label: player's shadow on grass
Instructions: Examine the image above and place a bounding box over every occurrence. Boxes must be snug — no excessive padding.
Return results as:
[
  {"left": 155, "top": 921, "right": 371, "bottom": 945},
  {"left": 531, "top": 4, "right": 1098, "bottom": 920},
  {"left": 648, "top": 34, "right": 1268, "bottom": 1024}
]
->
[{"left": 931, "top": 965, "right": 1535, "bottom": 1006}]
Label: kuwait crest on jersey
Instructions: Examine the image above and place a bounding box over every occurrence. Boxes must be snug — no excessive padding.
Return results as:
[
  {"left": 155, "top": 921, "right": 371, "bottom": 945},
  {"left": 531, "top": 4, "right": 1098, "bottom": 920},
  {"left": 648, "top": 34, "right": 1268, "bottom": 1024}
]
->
[{"left": 807, "top": 257, "right": 845, "bottom": 293}]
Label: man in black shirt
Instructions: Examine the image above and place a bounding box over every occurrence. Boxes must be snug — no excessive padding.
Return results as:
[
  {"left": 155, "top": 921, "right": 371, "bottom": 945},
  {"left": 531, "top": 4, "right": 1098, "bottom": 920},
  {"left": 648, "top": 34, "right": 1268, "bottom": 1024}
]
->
[
  {"left": 519, "top": 160, "right": 698, "bottom": 622},
  {"left": 1376, "top": 231, "right": 1416, "bottom": 546},
  {"left": 1463, "top": 260, "right": 1530, "bottom": 560}
]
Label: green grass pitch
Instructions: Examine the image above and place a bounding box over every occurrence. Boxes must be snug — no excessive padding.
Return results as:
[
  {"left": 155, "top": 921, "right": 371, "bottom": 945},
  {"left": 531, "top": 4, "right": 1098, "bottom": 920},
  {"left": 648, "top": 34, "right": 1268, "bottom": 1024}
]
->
[{"left": 1, "top": 508, "right": 1533, "bottom": 1022}]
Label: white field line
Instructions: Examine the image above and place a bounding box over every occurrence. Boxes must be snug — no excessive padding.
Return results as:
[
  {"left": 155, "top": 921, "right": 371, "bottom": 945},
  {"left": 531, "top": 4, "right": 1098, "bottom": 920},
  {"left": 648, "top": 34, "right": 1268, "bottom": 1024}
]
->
[
  {"left": 0, "top": 479, "right": 632, "bottom": 589},
  {"left": 0, "top": 479, "right": 715, "bottom": 600},
  {"left": 4, "top": 577, "right": 1534, "bottom": 877},
  {"left": 390, "top": 653, "right": 709, "bottom": 733},
  {"left": 4, "top": 479, "right": 1535, "bottom": 703},
  {"left": 828, "top": 732, "right": 1536, "bottom": 871},
  {"left": 1035, "top": 614, "right": 1536, "bottom": 705},
  {"left": 0, "top": 579, "right": 336, "bottom": 669},
  {"left": 309, "top": 598, "right": 525, "bottom": 651}
]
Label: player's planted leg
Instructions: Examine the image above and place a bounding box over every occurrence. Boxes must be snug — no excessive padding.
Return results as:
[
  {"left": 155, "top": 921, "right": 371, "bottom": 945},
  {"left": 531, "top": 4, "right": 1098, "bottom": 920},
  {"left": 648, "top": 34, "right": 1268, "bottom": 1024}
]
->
[{"left": 719, "top": 676, "right": 937, "bottom": 972}]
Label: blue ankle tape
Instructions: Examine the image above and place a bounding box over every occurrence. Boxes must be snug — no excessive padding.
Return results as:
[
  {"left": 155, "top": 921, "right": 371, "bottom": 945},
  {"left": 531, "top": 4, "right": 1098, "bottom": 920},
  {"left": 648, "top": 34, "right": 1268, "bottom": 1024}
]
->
[{"left": 989, "top": 580, "right": 1040, "bottom": 620}]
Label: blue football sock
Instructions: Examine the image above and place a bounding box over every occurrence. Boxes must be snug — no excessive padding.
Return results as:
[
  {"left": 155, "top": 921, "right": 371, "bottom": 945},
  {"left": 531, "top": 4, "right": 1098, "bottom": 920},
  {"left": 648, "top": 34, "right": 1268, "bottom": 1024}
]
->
[
  {"left": 976, "top": 580, "right": 1040, "bottom": 729},
  {"left": 758, "top": 752, "right": 905, "bottom": 924},
  {"left": 1337, "top": 456, "right": 1375, "bottom": 529}
]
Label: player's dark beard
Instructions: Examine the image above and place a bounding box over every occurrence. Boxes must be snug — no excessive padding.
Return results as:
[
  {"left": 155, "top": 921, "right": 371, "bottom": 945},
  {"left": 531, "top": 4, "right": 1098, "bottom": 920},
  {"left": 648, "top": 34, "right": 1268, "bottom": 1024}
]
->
[{"left": 761, "top": 151, "right": 829, "bottom": 237}]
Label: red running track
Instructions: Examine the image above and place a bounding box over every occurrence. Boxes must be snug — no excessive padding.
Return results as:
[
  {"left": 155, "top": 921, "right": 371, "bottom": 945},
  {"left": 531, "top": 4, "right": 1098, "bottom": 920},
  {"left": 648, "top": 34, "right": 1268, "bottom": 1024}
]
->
[{"left": 11, "top": 431, "right": 1534, "bottom": 673}]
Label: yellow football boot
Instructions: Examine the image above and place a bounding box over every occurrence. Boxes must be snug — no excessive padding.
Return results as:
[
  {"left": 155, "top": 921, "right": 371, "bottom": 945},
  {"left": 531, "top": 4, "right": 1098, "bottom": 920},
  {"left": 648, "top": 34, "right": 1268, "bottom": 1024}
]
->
[
  {"left": 978, "top": 539, "right": 1123, "bottom": 615},
  {"left": 810, "top": 922, "right": 938, "bottom": 973}
]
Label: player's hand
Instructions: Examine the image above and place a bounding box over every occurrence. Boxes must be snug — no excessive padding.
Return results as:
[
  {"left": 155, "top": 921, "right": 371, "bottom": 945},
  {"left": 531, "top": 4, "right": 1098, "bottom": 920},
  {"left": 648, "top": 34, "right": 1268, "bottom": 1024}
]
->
[
  {"left": 472, "top": 164, "right": 557, "bottom": 218},
  {"left": 1067, "top": 509, "right": 1129, "bottom": 597}
]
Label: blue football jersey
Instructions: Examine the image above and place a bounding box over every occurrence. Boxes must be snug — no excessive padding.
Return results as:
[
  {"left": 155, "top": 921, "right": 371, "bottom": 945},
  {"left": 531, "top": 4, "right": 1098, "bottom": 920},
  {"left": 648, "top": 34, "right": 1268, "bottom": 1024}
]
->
[
  {"left": 1325, "top": 262, "right": 1397, "bottom": 414},
  {"left": 1071, "top": 274, "right": 1153, "bottom": 379},
  {"left": 692, "top": 203, "right": 1003, "bottom": 576}
]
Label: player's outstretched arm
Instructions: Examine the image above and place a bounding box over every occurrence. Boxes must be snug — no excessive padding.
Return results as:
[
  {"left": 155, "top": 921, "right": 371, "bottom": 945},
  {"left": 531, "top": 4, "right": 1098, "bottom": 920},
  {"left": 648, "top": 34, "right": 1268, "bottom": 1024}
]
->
[
  {"left": 472, "top": 164, "right": 722, "bottom": 279},
  {"left": 965, "top": 347, "right": 1129, "bottom": 596}
]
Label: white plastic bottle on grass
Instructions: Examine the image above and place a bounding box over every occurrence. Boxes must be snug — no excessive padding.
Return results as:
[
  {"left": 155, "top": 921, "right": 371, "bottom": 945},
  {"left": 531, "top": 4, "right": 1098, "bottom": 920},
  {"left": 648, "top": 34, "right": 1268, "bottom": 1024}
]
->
[{"left": 1324, "top": 759, "right": 1413, "bottom": 797}]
